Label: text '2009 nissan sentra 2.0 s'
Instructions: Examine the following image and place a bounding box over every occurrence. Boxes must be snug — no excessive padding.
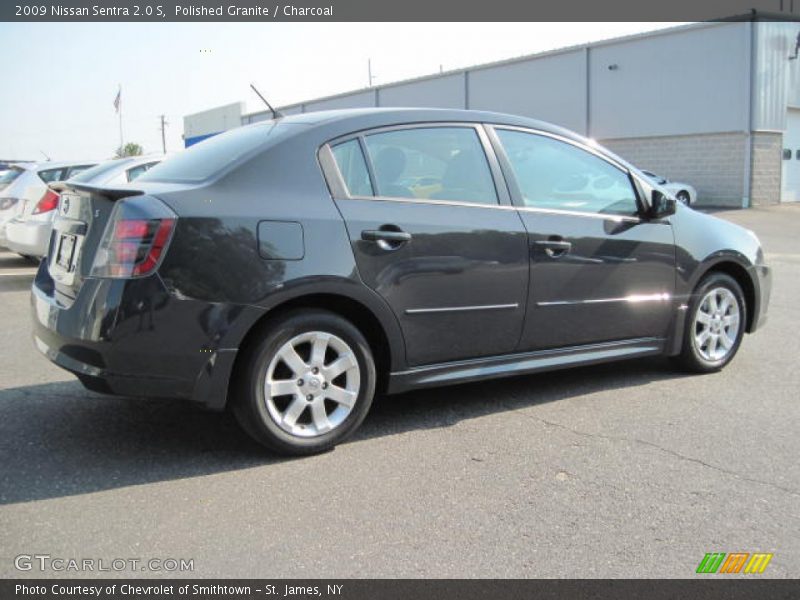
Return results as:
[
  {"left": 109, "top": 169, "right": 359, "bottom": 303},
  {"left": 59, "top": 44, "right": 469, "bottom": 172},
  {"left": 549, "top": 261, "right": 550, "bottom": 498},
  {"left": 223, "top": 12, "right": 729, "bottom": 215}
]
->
[{"left": 31, "top": 108, "right": 771, "bottom": 455}]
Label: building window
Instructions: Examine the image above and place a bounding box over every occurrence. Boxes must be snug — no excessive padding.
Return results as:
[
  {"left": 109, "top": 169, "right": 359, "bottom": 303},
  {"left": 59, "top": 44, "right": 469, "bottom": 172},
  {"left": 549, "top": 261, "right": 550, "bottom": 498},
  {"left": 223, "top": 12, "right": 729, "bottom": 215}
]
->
[{"left": 783, "top": 149, "right": 792, "bottom": 160}]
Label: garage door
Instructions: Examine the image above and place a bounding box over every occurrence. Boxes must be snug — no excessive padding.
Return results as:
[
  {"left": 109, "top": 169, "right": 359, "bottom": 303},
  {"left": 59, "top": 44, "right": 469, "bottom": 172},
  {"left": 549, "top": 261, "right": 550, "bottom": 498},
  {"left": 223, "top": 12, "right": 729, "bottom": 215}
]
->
[{"left": 781, "top": 108, "right": 800, "bottom": 202}]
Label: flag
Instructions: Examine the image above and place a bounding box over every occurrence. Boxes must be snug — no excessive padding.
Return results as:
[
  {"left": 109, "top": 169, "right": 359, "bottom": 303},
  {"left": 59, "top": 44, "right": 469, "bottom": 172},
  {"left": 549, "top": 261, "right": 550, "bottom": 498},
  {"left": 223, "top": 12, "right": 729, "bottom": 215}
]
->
[{"left": 113, "top": 88, "right": 121, "bottom": 113}]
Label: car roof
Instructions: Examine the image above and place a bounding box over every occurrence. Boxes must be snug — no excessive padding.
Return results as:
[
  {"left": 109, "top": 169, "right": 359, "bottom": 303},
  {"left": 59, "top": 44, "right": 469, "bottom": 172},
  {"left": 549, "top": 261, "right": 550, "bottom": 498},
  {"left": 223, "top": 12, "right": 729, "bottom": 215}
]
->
[
  {"left": 274, "top": 107, "right": 586, "bottom": 142},
  {"left": 11, "top": 160, "right": 98, "bottom": 171},
  {"left": 265, "top": 107, "right": 642, "bottom": 173}
]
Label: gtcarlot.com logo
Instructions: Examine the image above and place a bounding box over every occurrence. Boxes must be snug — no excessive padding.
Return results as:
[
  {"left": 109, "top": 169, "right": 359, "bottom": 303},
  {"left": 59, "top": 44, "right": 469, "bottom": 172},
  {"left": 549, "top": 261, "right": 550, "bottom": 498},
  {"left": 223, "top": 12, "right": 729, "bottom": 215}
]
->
[
  {"left": 14, "top": 554, "right": 194, "bottom": 573},
  {"left": 696, "top": 552, "right": 773, "bottom": 574}
]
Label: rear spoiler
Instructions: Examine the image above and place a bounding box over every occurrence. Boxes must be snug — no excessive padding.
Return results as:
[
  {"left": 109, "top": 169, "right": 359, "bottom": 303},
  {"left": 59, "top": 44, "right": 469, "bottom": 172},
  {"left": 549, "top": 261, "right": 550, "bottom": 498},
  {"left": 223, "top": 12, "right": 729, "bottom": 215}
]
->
[{"left": 59, "top": 182, "right": 145, "bottom": 201}]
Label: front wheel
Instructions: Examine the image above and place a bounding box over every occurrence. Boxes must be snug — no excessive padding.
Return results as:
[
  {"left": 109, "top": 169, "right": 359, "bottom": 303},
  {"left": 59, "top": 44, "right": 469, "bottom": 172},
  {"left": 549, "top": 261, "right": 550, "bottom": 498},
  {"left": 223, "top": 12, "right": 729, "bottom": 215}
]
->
[
  {"left": 233, "top": 310, "right": 376, "bottom": 455},
  {"left": 673, "top": 272, "right": 746, "bottom": 373},
  {"left": 676, "top": 190, "right": 691, "bottom": 205}
]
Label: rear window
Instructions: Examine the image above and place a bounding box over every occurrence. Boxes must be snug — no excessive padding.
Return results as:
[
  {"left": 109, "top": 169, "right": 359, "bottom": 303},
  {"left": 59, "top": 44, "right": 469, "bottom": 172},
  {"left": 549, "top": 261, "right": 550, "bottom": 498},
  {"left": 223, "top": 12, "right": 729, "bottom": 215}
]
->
[
  {"left": 140, "top": 121, "right": 296, "bottom": 183},
  {"left": 0, "top": 167, "right": 22, "bottom": 185},
  {"left": 69, "top": 159, "right": 135, "bottom": 184}
]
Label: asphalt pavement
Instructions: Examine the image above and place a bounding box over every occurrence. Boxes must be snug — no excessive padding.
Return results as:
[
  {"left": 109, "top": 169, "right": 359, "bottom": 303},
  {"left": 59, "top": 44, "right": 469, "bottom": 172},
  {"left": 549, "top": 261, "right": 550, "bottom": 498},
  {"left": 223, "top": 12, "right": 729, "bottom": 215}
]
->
[{"left": 1, "top": 206, "right": 798, "bottom": 578}]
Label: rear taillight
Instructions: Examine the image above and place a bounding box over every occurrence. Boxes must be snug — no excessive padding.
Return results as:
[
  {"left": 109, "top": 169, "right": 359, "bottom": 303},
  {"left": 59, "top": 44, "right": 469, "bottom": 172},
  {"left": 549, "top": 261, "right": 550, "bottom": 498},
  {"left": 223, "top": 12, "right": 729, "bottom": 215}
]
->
[
  {"left": 33, "top": 189, "right": 60, "bottom": 214},
  {"left": 91, "top": 196, "right": 177, "bottom": 278}
]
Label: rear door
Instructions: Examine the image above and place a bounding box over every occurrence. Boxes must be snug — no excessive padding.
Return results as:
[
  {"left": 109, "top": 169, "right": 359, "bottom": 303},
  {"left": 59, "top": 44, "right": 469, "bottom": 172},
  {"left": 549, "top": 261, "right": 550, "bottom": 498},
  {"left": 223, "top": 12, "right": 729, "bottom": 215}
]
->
[
  {"left": 490, "top": 126, "right": 676, "bottom": 351},
  {"left": 323, "top": 124, "right": 529, "bottom": 367}
]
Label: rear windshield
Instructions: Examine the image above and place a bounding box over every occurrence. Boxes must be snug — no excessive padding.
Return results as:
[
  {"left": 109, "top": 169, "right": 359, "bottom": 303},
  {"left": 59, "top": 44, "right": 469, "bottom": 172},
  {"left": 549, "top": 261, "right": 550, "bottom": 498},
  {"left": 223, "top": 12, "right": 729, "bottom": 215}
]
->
[
  {"left": 69, "top": 159, "right": 135, "bottom": 183},
  {"left": 139, "top": 120, "right": 296, "bottom": 183},
  {"left": 0, "top": 167, "right": 23, "bottom": 185}
]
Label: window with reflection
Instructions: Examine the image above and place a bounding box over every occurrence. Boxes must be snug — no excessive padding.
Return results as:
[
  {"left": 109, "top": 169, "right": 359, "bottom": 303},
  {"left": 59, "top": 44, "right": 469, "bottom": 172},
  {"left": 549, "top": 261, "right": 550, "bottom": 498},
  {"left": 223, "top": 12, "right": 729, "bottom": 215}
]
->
[
  {"left": 362, "top": 127, "right": 498, "bottom": 205},
  {"left": 497, "top": 129, "right": 639, "bottom": 217}
]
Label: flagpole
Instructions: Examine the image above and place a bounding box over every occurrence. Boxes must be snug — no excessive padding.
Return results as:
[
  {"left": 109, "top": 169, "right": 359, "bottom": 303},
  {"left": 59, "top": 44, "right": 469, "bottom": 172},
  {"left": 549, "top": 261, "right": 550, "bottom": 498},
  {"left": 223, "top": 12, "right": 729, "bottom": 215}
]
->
[{"left": 118, "top": 84, "right": 124, "bottom": 153}]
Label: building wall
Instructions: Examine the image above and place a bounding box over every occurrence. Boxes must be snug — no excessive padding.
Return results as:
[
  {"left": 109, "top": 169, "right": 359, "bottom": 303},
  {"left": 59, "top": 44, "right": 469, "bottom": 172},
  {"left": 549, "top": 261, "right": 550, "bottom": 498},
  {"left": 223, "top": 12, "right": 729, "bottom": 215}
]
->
[
  {"left": 468, "top": 50, "right": 587, "bottom": 133},
  {"left": 184, "top": 21, "right": 800, "bottom": 205},
  {"left": 601, "top": 132, "right": 748, "bottom": 207},
  {"left": 750, "top": 132, "right": 783, "bottom": 206},
  {"left": 589, "top": 23, "right": 749, "bottom": 139},
  {"left": 380, "top": 74, "right": 464, "bottom": 108},
  {"left": 183, "top": 102, "right": 244, "bottom": 144},
  {"left": 304, "top": 90, "right": 375, "bottom": 112},
  {"left": 754, "top": 21, "right": 800, "bottom": 132}
]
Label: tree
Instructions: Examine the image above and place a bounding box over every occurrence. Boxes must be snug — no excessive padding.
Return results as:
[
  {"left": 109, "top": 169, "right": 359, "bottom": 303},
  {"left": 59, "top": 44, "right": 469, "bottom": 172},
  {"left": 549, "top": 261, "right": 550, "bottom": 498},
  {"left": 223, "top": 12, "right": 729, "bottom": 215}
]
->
[{"left": 115, "top": 142, "right": 143, "bottom": 158}]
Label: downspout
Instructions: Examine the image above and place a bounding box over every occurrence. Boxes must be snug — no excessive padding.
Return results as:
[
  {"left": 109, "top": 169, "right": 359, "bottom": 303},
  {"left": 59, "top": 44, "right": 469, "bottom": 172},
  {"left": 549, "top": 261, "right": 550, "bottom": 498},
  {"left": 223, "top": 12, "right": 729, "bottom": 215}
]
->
[
  {"left": 743, "top": 17, "right": 756, "bottom": 208},
  {"left": 585, "top": 45, "right": 592, "bottom": 138}
]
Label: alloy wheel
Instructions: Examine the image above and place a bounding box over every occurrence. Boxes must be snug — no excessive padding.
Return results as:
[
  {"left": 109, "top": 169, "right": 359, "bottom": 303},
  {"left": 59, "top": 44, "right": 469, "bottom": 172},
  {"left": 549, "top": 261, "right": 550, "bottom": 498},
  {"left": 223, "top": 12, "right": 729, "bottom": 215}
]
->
[
  {"left": 693, "top": 287, "right": 741, "bottom": 362},
  {"left": 264, "top": 331, "right": 360, "bottom": 438}
]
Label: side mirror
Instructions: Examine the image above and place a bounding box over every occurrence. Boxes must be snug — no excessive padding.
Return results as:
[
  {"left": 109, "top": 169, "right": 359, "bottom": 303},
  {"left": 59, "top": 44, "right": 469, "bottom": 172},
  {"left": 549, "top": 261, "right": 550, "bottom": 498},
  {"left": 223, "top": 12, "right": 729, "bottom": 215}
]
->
[{"left": 650, "top": 190, "right": 676, "bottom": 218}]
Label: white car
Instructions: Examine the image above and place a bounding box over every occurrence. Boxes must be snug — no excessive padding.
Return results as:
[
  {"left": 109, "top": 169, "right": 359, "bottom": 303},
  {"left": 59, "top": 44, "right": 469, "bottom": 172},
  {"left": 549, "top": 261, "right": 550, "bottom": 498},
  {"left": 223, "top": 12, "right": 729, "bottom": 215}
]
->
[
  {"left": 0, "top": 161, "right": 96, "bottom": 256},
  {"left": 4, "top": 155, "right": 162, "bottom": 259},
  {"left": 641, "top": 170, "right": 697, "bottom": 205}
]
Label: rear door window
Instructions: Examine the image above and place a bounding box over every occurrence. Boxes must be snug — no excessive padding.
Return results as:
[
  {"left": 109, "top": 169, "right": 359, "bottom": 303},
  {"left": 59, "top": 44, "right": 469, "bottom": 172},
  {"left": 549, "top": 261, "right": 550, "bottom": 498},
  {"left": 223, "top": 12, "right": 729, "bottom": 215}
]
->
[
  {"left": 331, "top": 140, "right": 373, "bottom": 196},
  {"left": 362, "top": 127, "right": 498, "bottom": 205}
]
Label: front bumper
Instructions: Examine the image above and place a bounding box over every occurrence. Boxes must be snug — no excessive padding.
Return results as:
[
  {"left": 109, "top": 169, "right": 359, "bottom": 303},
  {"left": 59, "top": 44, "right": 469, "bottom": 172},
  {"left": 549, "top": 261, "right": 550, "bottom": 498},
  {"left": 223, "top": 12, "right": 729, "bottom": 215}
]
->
[
  {"left": 748, "top": 262, "right": 771, "bottom": 332},
  {"left": 30, "top": 263, "right": 260, "bottom": 409},
  {"left": 5, "top": 218, "right": 51, "bottom": 257}
]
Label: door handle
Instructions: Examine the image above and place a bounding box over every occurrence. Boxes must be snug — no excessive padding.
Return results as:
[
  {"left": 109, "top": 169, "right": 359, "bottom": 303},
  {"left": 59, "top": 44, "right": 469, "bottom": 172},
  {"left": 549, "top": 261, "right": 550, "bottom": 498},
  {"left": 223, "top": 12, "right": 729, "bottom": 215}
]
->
[
  {"left": 361, "top": 227, "right": 412, "bottom": 251},
  {"left": 361, "top": 229, "right": 412, "bottom": 243},
  {"left": 534, "top": 239, "right": 572, "bottom": 258}
]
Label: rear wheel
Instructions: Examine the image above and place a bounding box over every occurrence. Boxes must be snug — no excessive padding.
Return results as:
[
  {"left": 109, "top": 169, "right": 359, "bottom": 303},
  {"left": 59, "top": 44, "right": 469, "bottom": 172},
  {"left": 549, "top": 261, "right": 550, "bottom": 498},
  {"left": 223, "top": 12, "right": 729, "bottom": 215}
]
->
[
  {"left": 676, "top": 190, "right": 691, "bottom": 205},
  {"left": 673, "top": 272, "right": 746, "bottom": 373},
  {"left": 233, "top": 310, "right": 376, "bottom": 455}
]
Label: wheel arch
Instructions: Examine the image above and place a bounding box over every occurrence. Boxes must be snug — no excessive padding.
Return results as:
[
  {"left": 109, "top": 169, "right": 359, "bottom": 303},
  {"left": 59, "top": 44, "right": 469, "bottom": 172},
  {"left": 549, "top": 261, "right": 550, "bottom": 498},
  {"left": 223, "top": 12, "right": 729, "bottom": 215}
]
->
[
  {"left": 225, "top": 283, "right": 405, "bottom": 407},
  {"left": 694, "top": 257, "right": 757, "bottom": 333}
]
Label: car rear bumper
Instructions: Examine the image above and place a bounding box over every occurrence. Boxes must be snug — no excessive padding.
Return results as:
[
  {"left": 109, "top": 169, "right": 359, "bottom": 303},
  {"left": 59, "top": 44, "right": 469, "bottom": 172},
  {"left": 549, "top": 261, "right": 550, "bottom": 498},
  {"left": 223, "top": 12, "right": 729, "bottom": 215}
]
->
[
  {"left": 30, "top": 262, "right": 260, "bottom": 409},
  {"left": 5, "top": 218, "right": 51, "bottom": 257}
]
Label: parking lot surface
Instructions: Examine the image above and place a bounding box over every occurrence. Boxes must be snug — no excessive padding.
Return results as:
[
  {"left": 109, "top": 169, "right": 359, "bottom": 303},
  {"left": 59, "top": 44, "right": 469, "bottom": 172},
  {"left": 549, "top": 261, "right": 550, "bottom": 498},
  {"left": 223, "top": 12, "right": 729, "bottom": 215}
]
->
[{"left": 1, "top": 206, "right": 798, "bottom": 578}]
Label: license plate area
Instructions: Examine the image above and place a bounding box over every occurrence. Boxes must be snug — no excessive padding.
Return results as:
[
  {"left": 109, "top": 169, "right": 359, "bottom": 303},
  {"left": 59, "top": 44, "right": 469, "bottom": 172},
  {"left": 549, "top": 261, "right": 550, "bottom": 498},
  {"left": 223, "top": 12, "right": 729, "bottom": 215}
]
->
[{"left": 55, "top": 233, "right": 77, "bottom": 270}]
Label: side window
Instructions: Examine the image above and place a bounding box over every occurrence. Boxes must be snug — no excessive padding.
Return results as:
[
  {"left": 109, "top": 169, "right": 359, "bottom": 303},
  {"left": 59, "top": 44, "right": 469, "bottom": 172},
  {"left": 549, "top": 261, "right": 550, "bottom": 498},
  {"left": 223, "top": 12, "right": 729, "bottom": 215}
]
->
[
  {"left": 331, "top": 140, "right": 373, "bottom": 197},
  {"left": 37, "top": 168, "right": 66, "bottom": 183},
  {"left": 65, "top": 164, "right": 95, "bottom": 179},
  {"left": 126, "top": 162, "right": 158, "bottom": 182},
  {"left": 363, "top": 127, "right": 498, "bottom": 205},
  {"left": 497, "top": 129, "right": 639, "bottom": 217}
]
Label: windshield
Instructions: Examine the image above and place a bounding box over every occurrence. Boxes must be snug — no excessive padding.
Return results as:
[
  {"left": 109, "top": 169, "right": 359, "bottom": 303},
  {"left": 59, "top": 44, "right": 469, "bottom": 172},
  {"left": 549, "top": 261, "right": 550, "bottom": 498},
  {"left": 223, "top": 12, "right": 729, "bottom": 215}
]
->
[
  {"left": 69, "top": 159, "right": 135, "bottom": 183},
  {"left": 139, "top": 120, "right": 296, "bottom": 183}
]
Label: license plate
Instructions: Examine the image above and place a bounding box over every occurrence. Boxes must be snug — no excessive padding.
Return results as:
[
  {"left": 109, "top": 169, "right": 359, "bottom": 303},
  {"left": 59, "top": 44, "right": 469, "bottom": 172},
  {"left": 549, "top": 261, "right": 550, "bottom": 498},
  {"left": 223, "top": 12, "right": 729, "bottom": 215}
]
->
[{"left": 56, "top": 233, "right": 77, "bottom": 270}]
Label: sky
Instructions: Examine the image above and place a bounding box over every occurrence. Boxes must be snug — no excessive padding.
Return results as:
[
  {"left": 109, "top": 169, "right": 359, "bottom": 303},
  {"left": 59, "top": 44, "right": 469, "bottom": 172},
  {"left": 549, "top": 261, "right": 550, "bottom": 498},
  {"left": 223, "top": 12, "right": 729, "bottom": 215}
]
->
[{"left": 0, "top": 22, "right": 684, "bottom": 161}]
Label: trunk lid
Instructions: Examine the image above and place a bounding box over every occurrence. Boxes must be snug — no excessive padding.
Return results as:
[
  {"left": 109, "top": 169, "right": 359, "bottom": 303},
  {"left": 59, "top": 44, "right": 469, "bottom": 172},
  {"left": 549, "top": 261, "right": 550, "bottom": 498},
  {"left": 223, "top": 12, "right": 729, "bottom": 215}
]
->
[{"left": 48, "top": 184, "right": 144, "bottom": 300}]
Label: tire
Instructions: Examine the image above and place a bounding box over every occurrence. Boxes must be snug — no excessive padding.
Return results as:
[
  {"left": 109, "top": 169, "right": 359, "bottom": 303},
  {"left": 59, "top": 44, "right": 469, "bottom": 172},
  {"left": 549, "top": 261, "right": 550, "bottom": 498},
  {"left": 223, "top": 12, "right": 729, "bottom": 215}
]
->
[
  {"left": 232, "top": 309, "right": 376, "bottom": 455},
  {"left": 676, "top": 190, "right": 691, "bottom": 205},
  {"left": 673, "top": 272, "right": 746, "bottom": 373}
]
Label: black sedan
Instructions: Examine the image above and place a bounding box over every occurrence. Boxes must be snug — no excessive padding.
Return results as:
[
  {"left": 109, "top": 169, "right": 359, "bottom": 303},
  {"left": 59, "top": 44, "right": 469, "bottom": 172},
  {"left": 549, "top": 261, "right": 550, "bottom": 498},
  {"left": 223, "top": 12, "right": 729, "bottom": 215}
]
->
[{"left": 31, "top": 108, "right": 771, "bottom": 455}]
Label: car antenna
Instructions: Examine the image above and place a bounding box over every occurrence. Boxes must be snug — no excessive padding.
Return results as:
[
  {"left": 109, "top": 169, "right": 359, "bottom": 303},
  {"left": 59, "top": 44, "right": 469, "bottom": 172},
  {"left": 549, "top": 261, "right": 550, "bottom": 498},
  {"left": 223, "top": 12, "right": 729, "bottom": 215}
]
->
[
  {"left": 39, "top": 150, "right": 51, "bottom": 161},
  {"left": 250, "top": 83, "right": 283, "bottom": 120}
]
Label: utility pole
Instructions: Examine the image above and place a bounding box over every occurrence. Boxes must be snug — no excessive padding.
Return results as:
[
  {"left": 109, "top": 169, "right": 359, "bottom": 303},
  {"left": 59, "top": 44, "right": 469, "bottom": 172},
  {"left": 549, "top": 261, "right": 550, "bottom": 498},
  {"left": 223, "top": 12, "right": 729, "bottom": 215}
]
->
[
  {"left": 368, "top": 58, "right": 375, "bottom": 87},
  {"left": 159, "top": 115, "right": 168, "bottom": 153}
]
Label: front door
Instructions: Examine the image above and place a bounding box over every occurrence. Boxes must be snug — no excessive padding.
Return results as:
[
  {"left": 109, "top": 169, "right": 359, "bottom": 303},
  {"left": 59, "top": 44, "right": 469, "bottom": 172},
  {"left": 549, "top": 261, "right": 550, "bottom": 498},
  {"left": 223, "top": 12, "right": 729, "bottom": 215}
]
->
[
  {"left": 326, "top": 125, "right": 529, "bottom": 367},
  {"left": 491, "top": 127, "right": 676, "bottom": 351}
]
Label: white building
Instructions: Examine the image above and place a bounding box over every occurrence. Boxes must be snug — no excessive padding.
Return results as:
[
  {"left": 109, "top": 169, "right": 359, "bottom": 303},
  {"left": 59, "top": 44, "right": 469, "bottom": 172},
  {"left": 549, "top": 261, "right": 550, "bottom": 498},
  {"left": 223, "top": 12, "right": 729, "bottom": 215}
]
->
[{"left": 184, "top": 18, "right": 800, "bottom": 207}]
